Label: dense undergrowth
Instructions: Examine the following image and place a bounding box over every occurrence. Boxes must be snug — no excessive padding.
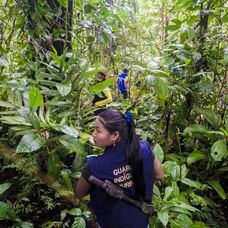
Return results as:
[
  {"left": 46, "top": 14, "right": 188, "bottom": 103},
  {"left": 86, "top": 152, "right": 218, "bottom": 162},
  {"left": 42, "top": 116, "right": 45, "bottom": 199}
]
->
[{"left": 0, "top": 0, "right": 227, "bottom": 227}]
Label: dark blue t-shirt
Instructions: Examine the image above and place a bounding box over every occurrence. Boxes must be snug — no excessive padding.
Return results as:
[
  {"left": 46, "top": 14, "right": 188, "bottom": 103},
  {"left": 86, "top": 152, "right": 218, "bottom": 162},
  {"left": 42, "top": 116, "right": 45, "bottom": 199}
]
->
[
  {"left": 117, "top": 73, "right": 128, "bottom": 92},
  {"left": 86, "top": 140, "right": 154, "bottom": 228}
]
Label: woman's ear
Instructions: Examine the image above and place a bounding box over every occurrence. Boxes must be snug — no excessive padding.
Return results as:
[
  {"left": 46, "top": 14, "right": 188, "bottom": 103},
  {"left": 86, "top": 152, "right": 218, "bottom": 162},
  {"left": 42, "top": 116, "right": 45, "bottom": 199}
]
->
[{"left": 113, "top": 131, "right": 120, "bottom": 141}]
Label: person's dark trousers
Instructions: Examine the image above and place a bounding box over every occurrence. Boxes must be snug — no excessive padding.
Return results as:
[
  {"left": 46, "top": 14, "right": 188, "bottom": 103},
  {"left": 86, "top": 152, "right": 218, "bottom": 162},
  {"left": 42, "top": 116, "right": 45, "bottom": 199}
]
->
[{"left": 121, "top": 91, "right": 127, "bottom": 99}]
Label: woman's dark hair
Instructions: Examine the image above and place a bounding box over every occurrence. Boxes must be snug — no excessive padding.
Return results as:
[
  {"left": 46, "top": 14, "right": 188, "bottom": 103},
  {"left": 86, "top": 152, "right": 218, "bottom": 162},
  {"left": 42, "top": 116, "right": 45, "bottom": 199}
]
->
[{"left": 98, "top": 110, "right": 145, "bottom": 200}]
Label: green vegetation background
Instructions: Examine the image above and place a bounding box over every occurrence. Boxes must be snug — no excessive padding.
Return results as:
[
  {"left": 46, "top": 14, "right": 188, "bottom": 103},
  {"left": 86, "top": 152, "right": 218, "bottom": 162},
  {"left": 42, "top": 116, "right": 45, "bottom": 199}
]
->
[{"left": 0, "top": 0, "right": 227, "bottom": 227}]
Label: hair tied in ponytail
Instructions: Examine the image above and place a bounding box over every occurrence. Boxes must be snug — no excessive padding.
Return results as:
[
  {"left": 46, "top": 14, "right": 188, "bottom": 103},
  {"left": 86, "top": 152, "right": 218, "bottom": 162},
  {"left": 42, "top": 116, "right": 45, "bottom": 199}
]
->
[{"left": 123, "top": 112, "right": 133, "bottom": 124}]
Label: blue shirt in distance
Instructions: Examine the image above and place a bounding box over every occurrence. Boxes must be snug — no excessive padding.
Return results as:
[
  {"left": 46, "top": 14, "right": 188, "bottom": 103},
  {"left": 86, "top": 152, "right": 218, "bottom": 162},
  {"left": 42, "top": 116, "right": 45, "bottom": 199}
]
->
[
  {"left": 117, "top": 73, "right": 128, "bottom": 92},
  {"left": 84, "top": 140, "right": 154, "bottom": 228}
]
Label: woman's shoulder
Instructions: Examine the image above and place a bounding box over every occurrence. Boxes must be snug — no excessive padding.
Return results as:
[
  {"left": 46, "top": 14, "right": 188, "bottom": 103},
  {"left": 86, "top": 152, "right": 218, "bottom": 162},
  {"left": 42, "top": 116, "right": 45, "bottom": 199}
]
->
[
  {"left": 87, "top": 153, "right": 102, "bottom": 162},
  {"left": 87, "top": 152, "right": 108, "bottom": 166},
  {"left": 139, "top": 140, "right": 151, "bottom": 148},
  {"left": 139, "top": 140, "right": 153, "bottom": 157}
]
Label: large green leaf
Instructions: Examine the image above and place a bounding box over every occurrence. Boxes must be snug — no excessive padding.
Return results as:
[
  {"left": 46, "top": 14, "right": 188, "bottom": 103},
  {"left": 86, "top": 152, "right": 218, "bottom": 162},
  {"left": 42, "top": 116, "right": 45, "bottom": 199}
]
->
[
  {"left": 89, "top": 78, "right": 115, "bottom": 94},
  {"left": 187, "top": 151, "right": 205, "bottom": 165},
  {"left": 157, "top": 210, "right": 169, "bottom": 227},
  {"left": 166, "top": 24, "right": 181, "bottom": 31},
  {"left": 169, "top": 207, "right": 191, "bottom": 215},
  {"left": 82, "top": 67, "right": 100, "bottom": 77},
  {"left": 163, "top": 161, "right": 180, "bottom": 180},
  {"left": 0, "top": 201, "right": 16, "bottom": 220},
  {"left": 181, "top": 178, "right": 203, "bottom": 189},
  {"left": 170, "top": 202, "right": 200, "bottom": 213},
  {"left": 29, "top": 88, "right": 43, "bottom": 107},
  {"left": 184, "top": 124, "right": 210, "bottom": 134},
  {"left": 206, "top": 130, "right": 225, "bottom": 136},
  {"left": 154, "top": 143, "right": 164, "bottom": 163},
  {"left": 16, "top": 133, "right": 45, "bottom": 153},
  {"left": 211, "top": 140, "right": 227, "bottom": 161},
  {"left": 161, "top": 197, "right": 198, "bottom": 215},
  {"left": 164, "top": 186, "right": 173, "bottom": 201},
  {"left": 0, "top": 183, "right": 12, "bottom": 195},
  {"left": 155, "top": 77, "right": 168, "bottom": 100},
  {"left": 47, "top": 100, "right": 72, "bottom": 106},
  {"left": 174, "top": 214, "right": 193, "bottom": 227},
  {"left": 51, "top": 124, "right": 79, "bottom": 138},
  {"left": 195, "top": 107, "right": 221, "bottom": 129},
  {"left": 153, "top": 184, "right": 161, "bottom": 199},
  {"left": 28, "top": 113, "right": 41, "bottom": 129},
  {"left": 180, "top": 165, "right": 188, "bottom": 179},
  {"left": 72, "top": 217, "right": 86, "bottom": 228},
  {"left": 172, "top": 182, "right": 179, "bottom": 196},
  {"left": 56, "top": 83, "right": 72, "bottom": 96},
  {"left": 59, "top": 135, "right": 84, "bottom": 154},
  {"left": 69, "top": 208, "right": 82, "bottom": 216},
  {"left": 10, "top": 126, "right": 31, "bottom": 132},
  {"left": 0, "top": 116, "right": 31, "bottom": 126},
  {"left": 187, "top": 27, "right": 196, "bottom": 41},
  {"left": 208, "top": 180, "right": 226, "bottom": 200}
]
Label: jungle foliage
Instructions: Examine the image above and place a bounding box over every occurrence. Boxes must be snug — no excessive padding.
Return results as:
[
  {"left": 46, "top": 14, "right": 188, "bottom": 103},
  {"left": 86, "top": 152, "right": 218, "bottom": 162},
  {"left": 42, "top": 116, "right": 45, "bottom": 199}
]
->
[{"left": 0, "top": 0, "right": 227, "bottom": 227}]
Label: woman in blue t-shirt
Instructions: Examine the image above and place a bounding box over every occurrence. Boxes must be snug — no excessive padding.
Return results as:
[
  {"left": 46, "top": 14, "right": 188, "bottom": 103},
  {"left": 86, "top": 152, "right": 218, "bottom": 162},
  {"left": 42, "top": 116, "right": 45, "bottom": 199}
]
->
[{"left": 76, "top": 110, "right": 164, "bottom": 228}]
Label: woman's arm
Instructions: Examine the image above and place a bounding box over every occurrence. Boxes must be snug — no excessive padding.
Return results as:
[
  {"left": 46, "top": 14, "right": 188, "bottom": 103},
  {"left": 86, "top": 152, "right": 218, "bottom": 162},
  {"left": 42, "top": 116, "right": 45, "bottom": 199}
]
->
[
  {"left": 75, "top": 176, "right": 92, "bottom": 199},
  {"left": 95, "top": 87, "right": 113, "bottom": 106},
  {"left": 153, "top": 157, "right": 164, "bottom": 181}
]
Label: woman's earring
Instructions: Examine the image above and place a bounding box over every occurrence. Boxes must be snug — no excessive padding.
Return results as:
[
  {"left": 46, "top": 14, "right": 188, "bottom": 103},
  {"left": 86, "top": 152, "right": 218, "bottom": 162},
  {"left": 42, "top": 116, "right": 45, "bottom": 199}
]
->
[{"left": 113, "top": 140, "right": 116, "bottom": 147}]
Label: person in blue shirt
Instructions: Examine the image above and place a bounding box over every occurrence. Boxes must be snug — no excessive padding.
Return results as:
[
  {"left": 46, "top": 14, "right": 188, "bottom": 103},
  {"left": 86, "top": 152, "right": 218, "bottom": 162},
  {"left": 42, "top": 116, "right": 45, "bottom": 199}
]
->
[
  {"left": 117, "top": 68, "right": 129, "bottom": 99},
  {"left": 76, "top": 110, "right": 164, "bottom": 228}
]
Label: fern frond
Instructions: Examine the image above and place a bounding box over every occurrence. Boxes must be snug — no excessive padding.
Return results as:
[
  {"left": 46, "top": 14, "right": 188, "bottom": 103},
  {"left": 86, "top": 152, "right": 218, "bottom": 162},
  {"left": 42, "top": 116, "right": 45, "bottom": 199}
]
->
[
  {"left": 0, "top": 144, "right": 38, "bottom": 176},
  {"left": 0, "top": 144, "right": 79, "bottom": 206}
]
